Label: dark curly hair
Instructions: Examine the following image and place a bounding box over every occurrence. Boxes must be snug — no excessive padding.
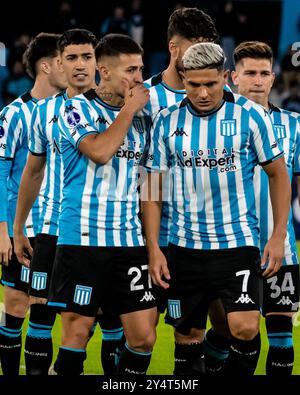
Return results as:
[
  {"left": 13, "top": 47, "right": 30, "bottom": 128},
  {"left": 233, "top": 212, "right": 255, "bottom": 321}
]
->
[
  {"left": 167, "top": 7, "right": 219, "bottom": 43},
  {"left": 23, "top": 33, "right": 60, "bottom": 79}
]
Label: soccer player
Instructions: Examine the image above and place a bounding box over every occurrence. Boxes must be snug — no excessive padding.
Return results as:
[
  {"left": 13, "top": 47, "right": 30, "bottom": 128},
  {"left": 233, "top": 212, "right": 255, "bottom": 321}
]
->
[
  {"left": 142, "top": 7, "right": 230, "bottom": 374},
  {"left": 231, "top": 41, "right": 300, "bottom": 375},
  {"left": 143, "top": 42, "right": 291, "bottom": 375},
  {"left": 0, "top": 33, "right": 66, "bottom": 375},
  {"left": 13, "top": 29, "right": 109, "bottom": 375},
  {"left": 47, "top": 34, "right": 157, "bottom": 376}
]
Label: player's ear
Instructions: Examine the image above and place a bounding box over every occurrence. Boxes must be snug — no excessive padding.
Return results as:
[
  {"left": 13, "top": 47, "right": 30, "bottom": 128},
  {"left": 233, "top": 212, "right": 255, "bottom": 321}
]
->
[
  {"left": 271, "top": 71, "right": 275, "bottom": 88},
  {"left": 169, "top": 40, "right": 179, "bottom": 58},
  {"left": 40, "top": 60, "right": 51, "bottom": 75},
  {"left": 223, "top": 69, "right": 229, "bottom": 84},
  {"left": 231, "top": 70, "right": 238, "bottom": 85},
  {"left": 58, "top": 56, "right": 64, "bottom": 73},
  {"left": 98, "top": 64, "right": 110, "bottom": 81}
]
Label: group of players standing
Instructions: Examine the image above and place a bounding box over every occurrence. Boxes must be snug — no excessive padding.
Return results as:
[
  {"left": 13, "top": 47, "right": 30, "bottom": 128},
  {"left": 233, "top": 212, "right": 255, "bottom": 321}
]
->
[{"left": 0, "top": 7, "right": 299, "bottom": 376}]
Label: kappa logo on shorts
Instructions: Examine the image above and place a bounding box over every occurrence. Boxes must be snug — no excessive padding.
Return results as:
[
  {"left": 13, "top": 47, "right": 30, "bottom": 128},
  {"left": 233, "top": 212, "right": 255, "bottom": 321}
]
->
[
  {"left": 220, "top": 120, "right": 237, "bottom": 137},
  {"left": 74, "top": 285, "right": 92, "bottom": 306},
  {"left": 168, "top": 299, "right": 181, "bottom": 319},
  {"left": 31, "top": 272, "right": 47, "bottom": 291},
  {"left": 20, "top": 266, "right": 30, "bottom": 283},
  {"left": 139, "top": 291, "right": 155, "bottom": 302},
  {"left": 234, "top": 293, "right": 255, "bottom": 304},
  {"left": 276, "top": 296, "right": 294, "bottom": 306}
]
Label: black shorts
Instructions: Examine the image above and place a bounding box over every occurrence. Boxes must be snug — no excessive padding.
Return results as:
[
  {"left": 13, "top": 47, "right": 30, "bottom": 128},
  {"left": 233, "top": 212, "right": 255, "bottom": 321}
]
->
[
  {"left": 48, "top": 245, "right": 157, "bottom": 317},
  {"left": 0, "top": 237, "right": 35, "bottom": 294},
  {"left": 165, "top": 244, "right": 262, "bottom": 329},
  {"left": 262, "top": 264, "right": 300, "bottom": 316},
  {"left": 29, "top": 234, "right": 58, "bottom": 299}
]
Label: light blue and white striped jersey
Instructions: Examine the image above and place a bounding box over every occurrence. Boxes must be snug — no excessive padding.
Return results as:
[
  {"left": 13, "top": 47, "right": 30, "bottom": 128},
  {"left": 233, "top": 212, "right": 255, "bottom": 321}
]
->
[
  {"left": 0, "top": 92, "right": 43, "bottom": 237},
  {"left": 58, "top": 88, "right": 150, "bottom": 247},
  {"left": 236, "top": 95, "right": 300, "bottom": 265},
  {"left": 29, "top": 91, "right": 68, "bottom": 236},
  {"left": 145, "top": 91, "right": 284, "bottom": 250},
  {"left": 144, "top": 72, "right": 232, "bottom": 246},
  {"left": 144, "top": 73, "right": 186, "bottom": 247}
]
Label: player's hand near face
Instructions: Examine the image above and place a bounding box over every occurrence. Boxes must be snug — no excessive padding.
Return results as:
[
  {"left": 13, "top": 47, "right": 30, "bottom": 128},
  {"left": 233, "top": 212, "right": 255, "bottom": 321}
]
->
[
  {"left": 13, "top": 231, "right": 33, "bottom": 267},
  {"left": 261, "top": 234, "right": 284, "bottom": 278},
  {"left": 123, "top": 79, "right": 149, "bottom": 113},
  {"left": 0, "top": 222, "right": 12, "bottom": 266},
  {"left": 148, "top": 248, "right": 170, "bottom": 289}
]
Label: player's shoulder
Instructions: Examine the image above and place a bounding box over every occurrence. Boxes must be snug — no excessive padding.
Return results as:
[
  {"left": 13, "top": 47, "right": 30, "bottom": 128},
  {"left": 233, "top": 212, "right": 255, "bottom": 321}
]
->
[
  {"left": 0, "top": 95, "right": 24, "bottom": 117},
  {"left": 144, "top": 72, "right": 163, "bottom": 89},
  {"left": 156, "top": 99, "right": 185, "bottom": 121},
  {"left": 231, "top": 92, "right": 269, "bottom": 119},
  {"left": 278, "top": 106, "right": 300, "bottom": 121},
  {"left": 64, "top": 89, "right": 97, "bottom": 111}
]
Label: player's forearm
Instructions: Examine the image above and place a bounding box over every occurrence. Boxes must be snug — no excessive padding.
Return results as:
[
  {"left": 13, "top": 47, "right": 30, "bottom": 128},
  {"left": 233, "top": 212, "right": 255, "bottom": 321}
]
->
[
  {"left": 14, "top": 166, "right": 44, "bottom": 232},
  {"left": 268, "top": 169, "right": 291, "bottom": 239},
  {"left": 297, "top": 176, "right": 300, "bottom": 206},
  {"left": 141, "top": 200, "right": 162, "bottom": 253},
  {"left": 0, "top": 221, "right": 9, "bottom": 238},
  {"left": 0, "top": 160, "right": 11, "bottom": 222},
  {"left": 0, "top": 179, "right": 8, "bottom": 223},
  {"left": 92, "top": 105, "right": 136, "bottom": 164}
]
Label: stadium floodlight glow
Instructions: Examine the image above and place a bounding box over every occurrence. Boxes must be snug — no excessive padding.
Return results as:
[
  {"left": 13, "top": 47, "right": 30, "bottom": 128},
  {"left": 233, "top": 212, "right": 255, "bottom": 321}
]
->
[
  {"left": 0, "top": 42, "right": 6, "bottom": 66},
  {"left": 291, "top": 42, "right": 300, "bottom": 67}
]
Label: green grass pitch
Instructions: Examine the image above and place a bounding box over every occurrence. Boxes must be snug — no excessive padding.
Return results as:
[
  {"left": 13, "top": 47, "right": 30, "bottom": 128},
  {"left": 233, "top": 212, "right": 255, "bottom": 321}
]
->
[{"left": 1, "top": 244, "right": 300, "bottom": 375}]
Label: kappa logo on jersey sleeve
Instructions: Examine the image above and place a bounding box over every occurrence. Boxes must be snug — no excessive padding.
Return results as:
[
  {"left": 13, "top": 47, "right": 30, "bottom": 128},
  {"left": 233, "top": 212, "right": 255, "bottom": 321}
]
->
[
  {"left": 96, "top": 115, "right": 108, "bottom": 125},
  {"left": 67, "top": 111, "right": 81, "bottom": 127},
  {"left": 0, "top": 115, "right": 7, "bottom": 123}
]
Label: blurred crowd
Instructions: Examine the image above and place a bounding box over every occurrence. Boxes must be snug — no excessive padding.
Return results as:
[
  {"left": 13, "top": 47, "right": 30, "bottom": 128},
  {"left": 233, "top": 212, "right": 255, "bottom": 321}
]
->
[{"left": 0, "top": 0, "right": 299, "bottom": 111}]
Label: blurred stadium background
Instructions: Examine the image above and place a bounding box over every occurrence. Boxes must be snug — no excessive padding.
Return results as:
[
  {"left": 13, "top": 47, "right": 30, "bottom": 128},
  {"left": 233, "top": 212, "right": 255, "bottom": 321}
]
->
[{"left": 0, "top": 0, "right": 300, "bottom": 375}]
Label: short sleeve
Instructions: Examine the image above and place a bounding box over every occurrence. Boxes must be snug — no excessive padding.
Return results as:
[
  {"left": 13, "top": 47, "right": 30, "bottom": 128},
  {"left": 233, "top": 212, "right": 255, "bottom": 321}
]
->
[
  {"left": 293, "top": 117, "right": 300, "bottom": 175},
  {"left": 59, "top": 99, "right": 99, "bottom": 150},
  {"left": 249, "top": 106, "right": 284, "bottom": 165},
  {"left": 144, "top": 112, "right": 170, "bottom": 172},
  {"left": 0, "top": 104, "right": 22, "bottom": 159},
  {"left": 29, "top": 104, "right": 47, "bottom": 155}
]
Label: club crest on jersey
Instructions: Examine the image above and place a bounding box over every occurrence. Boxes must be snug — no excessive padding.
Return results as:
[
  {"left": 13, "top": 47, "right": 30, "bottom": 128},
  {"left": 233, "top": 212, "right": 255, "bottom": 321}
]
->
[
  {"left": 73, "top": 285, "right": 92, "bottom": 305},
  {"left": 133, "top": 117, "right": 145, "bottom": 134},
  {"left": 20, "top": 266, "right": 30, "bottom": 283},
  {"left": 168, "top": 299, "right": 181, "bottom": 319},
  {"left": 31, "top": 272, "right": 47, "bottom": 291},
  {"left": 0, "top": 125, "right": 4, "bottom": 138},
  {"left": 220, "top": 120, "right": 236, "bottom": 137},
  {"left": 274, "top": 124, "right": 287, "bottom": 139},
  {"left": 67, "top": 111, "right": 81, "bottom": 127}
]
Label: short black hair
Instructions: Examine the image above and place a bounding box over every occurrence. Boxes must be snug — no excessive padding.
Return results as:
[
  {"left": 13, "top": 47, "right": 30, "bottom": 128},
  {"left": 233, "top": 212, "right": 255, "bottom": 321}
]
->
[
  {"left": 95, "top": 34, "right": 143, "bottom": 61},
  {"left": 58, "top": 29, "right": 98, "bottom": 53},
  {"left": 234, "top": 41, "right": 273, "bottom": 66},
  {"left": 167, "top": 7, "right": 219, "bottom": 43},
  {"left": 23, "top": 32, "right": 61, "bottom": 79}
]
